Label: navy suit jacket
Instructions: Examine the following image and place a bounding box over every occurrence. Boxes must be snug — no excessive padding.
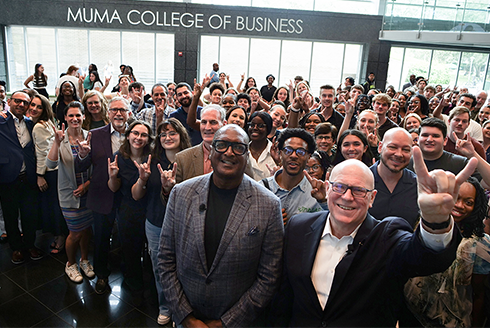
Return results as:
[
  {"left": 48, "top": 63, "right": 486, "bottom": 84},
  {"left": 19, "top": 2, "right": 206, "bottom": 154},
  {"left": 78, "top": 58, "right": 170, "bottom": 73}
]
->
[
  {"left": 271, "top": 211, "right": 461, "bottom": 327},
  {"left": 75, "top": 124, "right": 117, "bottom": 214},
  {"left": 0, "top": 112, "right": 36, "bottom": 185}
]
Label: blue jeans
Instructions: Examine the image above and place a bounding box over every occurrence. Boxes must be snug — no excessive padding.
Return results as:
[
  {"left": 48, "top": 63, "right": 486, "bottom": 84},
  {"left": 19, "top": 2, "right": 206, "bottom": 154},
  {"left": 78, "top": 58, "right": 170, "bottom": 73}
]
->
[{"left": 145, "top": 220, "right": 170, "bottom": 316}]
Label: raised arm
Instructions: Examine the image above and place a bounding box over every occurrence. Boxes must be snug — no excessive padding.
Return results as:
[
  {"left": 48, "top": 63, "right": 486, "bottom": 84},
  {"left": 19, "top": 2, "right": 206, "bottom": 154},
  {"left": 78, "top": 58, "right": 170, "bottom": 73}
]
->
[{"left": 187, "top": 78, "right": 206, "bottom": 131}]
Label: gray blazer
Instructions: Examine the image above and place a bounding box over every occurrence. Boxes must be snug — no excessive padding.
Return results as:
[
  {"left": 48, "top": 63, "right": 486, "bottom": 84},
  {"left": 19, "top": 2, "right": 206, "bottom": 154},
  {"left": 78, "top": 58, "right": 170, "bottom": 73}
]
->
[
  {"left": 158, "top": 173, "right": 284, "bottom": 327},
  {"left": 46, "top": 129, "right": 91, "bottom": 208},
  {"left": 175, "top": 143, "right": 255, "bottom": 183}
]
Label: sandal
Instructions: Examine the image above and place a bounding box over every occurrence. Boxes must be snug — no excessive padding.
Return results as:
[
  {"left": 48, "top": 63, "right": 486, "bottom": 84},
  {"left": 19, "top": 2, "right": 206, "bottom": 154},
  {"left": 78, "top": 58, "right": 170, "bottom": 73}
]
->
[{"left": 50, "top": 239, "right": 65, "bottom": 254}]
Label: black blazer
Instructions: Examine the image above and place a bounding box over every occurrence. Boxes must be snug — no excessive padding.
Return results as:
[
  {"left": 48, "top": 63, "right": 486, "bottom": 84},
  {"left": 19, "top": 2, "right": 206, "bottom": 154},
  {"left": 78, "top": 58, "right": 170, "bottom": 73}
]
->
[
  {"left": 0, "top": 112, "right": 36, "bottom": 185},
  {"left": 271, "top": 211, "right": 461, "bottom": 327}
]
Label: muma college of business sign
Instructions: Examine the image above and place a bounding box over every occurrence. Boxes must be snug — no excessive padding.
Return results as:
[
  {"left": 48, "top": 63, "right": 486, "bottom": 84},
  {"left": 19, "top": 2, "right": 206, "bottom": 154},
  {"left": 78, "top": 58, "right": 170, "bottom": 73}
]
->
[{"left": 66, "top": 6, "right": 305, "bottom": 35}]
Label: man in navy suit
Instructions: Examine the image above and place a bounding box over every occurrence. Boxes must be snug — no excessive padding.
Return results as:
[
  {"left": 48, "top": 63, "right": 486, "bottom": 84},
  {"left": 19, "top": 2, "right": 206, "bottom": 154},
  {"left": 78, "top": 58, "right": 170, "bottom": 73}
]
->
[
  {"left": 0, "top": 91, "right": 42, "bottom": 264},
  {"left": 272, "top": 148, "right": 477, "bottom": 327},
  {"left": 76, "top": 96, "right": 131, "bottom": 294}
]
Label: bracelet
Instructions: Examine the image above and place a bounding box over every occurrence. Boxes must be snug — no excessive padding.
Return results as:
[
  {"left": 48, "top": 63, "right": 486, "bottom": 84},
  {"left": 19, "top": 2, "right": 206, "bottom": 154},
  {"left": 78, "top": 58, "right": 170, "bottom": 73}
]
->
[
  {"left": 421, "top": 217, "right": 451, "bottom": 230},
  {"left": 290, "top": 107, "right": 301, "bottom": 113}
]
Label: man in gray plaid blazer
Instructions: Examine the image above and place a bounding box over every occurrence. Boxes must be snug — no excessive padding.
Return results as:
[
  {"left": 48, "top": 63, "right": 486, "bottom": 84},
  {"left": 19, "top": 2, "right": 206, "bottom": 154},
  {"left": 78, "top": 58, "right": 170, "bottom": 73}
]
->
[{"left": 158, "top": 124, "right": 284, "bottom": 327}]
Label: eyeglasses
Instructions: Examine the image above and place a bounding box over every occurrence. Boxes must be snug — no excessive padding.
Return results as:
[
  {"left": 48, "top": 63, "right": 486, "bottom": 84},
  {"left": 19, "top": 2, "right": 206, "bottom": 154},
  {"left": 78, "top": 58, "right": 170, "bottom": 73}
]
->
[
  {"left": 130, "top": 130, "right": 149, "bottom": 138},
  {"left": 316, "top": 135, "right": 332, "bottom": 141},
  {"left": 11, "top": 98, "right": 30, "bottom": 106},
  {"left": 306, "top": 164, "right": 321, "bottom": 171},
  {"left": 212, "top": 140, "right": 248, "bottom": 155},
  {"left": 282, "top": 146, "right": 308, "bottom": 157},
  {"left": 159, "top": 131, "right": 178, "bottom": 139},
  {"left": 329, "top": 181, "right": 373, "bottom": 198},
  {"left": 109, "top": 108, "right": 129, "bottom": 113},
  {"left": 247, "top": 122, "right": 267, "bottom": 129}
]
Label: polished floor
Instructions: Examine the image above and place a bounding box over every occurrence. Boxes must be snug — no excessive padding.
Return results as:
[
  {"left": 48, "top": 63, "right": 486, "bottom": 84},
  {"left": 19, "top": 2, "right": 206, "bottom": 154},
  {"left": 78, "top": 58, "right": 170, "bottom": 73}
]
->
[{"left": 0, "top": 231, "right": 170, "bottom": 327}]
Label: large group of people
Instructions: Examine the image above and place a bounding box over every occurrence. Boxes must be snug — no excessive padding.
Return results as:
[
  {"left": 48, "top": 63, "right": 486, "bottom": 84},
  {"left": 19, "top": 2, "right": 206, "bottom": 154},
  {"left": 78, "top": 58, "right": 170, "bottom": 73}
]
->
[{"left": 1, "top": 62, "right": 490, "bottom": 327}]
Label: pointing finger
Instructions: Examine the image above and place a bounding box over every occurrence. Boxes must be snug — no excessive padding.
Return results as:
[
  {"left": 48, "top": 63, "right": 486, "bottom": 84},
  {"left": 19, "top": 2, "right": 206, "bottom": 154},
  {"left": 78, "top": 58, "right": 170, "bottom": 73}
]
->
[
  {"left": 455, "top": 157, "right": 478, "bottom": 186},
  {"left": 412, "top": 146, "right": 430, "bottom": 181}
]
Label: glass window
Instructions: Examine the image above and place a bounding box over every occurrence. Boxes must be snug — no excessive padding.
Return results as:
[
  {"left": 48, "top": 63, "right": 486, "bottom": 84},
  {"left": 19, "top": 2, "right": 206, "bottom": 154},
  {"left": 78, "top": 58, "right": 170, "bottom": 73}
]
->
[
  {"left": 90, "top": 30, "right": 121, "bottom": 91},
  {"left": 25, "top": 27, "right": 57, "bottom": 95},
  {"left": 156, "top": 33, "right": 175, "bottom": 85},
  {"left": 315, "top": 0, "right": 378, "bottom": 15},
  {"left": 457, "top": 52, "right": 488, "bottom": 94},
  {"left": 343, "top": 44, "right": 362, "bottom": 85},
  {"left": 121, "top": 31, "right": 155, "bottom": 89},
  {"left": 402, "top": 48, "right": 431, "bottom": 83},
  {"left": 386, "top": 47, "right": 404, "bottom": 90},
  {"left": 199, "top": 35, "right": 219, "bottom": 81},
  {"left": 428, "top": 50, "right": 459, "bottom": 88},
  {"left": 248, "top": 38, "right": 281, "bottom": 89},
  {"left": 6, "top": 26, "right": 27, "bottom": 92},
  {"left": 310, "top": 42, "right": 344, "bottom": 95},
  {"left": 217, "top": 37, "right": 249, "bottom": 89},
  {"left": 279, "top": 40, "right": 311, "bottom": 87},
  {"left": 58, "top": 28, "right": 89, "bottom": 78}
]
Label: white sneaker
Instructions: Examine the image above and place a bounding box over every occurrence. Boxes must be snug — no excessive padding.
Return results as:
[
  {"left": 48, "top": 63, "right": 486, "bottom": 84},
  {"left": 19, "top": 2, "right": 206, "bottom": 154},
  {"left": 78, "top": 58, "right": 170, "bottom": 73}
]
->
[
  {"left": 79, "top": 259, "right": 95, "bottom": 278},
  {"left": 65, "top": 262, "right": 83, "bottom": 283},
  {"left": 157, "top": 314, "right": 171, "bottom": 325}
]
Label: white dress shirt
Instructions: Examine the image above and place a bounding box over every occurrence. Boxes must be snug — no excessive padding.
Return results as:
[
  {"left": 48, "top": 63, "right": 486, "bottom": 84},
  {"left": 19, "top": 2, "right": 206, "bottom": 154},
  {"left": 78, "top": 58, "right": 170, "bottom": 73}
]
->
[
  {"left": 311, "top": 214, "right": 454, "bottom": 309},
  {"left": 12, "top": 113, "right": 31, "bottom": 173}
]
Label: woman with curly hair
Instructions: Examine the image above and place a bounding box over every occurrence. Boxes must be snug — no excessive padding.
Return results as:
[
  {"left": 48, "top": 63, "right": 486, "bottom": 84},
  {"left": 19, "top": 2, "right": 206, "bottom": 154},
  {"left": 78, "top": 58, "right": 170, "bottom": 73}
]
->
[{"left": 405, "top": 177, "right": 490, "bottom": 327}]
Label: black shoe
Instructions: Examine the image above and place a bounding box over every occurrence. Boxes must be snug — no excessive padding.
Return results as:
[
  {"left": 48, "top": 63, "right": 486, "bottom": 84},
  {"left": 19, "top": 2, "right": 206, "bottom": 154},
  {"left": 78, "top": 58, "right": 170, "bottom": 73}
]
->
[
  {"left": 95, "top": 277, "right": 110, "bottom": 294},
  {"left": 11, "top": 250, "right": 24, "bottom": 264},
  {"left": 28, "top": 248, "right": 44, "bottom": 260}
]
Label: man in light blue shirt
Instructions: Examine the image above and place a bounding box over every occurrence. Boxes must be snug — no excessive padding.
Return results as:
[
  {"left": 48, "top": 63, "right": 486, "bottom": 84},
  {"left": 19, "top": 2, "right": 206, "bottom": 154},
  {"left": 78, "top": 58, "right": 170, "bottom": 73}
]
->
[
  {"left": 261, "top": 128, "right": 328, "bottom": 224},
  {"left": 209, "top": 63, "right": 219, "bottom": 85}
]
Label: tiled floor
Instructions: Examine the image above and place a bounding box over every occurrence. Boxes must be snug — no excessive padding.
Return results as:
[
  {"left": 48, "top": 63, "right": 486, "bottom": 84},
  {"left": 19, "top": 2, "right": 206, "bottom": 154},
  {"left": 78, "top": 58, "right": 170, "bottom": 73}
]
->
[{"left": 0, "top": 231, "right": 170, "bottom": 327}]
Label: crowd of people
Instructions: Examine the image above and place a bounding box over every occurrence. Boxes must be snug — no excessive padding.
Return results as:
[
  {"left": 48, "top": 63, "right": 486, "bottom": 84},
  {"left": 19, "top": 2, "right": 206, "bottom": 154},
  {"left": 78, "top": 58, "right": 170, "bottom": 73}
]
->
[{"left": 1, "top": 61, "right": 490, "bottom": 327}]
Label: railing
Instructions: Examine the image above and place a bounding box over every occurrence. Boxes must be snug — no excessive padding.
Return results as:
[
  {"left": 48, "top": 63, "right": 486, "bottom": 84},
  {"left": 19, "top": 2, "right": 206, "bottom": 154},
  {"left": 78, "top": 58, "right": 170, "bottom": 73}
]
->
[{"left": 382, "top": 0, "right": 490, "bottom": 33}]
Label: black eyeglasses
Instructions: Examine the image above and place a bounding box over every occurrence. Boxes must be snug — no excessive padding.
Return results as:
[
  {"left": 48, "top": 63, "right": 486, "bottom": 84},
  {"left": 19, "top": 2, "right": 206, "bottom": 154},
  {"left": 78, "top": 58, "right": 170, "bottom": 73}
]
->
[
  {"left": 247, "top": 122, "right": 267, "bottom": 129},
  {"left": 282, "top": 146, "right": 308, "bottom": 157},
  {"left": 11, "top": 98, "right": 30, "bottom": 106},
  {"left": 109, "top": 108, "right": 129, "bottom": 113},
  {"left": 212, "top": 140, "right": 248, "bottom": 155},
  {"left": 329, "top": 181, "right": 373, "bottom": 198},
  {"left": 306, "top": 164, "right": 321, "bottom": 172}
]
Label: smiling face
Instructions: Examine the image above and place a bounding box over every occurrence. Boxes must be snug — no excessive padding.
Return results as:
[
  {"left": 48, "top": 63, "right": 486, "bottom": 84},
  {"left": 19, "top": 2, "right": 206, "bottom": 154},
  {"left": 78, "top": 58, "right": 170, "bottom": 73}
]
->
[
  {"left": 316, "top": 133, "right": 334, "bottom": 152},
  {"left": 320, "top": 88, "right": 335, "bottom": 109},
  {"left": 418, "top": 126, "right": 446, "bottom": 160},
  {"left": 228, "top": 108, "right": 246, "bottom": 128},
  {"left": 246, "top": 78, "right": 255, "bottom": 88},
  {"left": 280, "top": 137, "right": 310, "bottom": 177},
  {"left": 119, "top": 77, "right": 130, "bottom": 88},
  {"left": 176, "top": 86, "right": 192, "bottom": 107},
  {"left": 249, "top": 89, "right": 259, "bottom": 102},
  {"left": 429, "top": 97, "right": 440, "bottom": 111},
  {"left": 61, "top": 82, "right": 74, "bottom": 97},
  {"left": 483, "top": 122, "right": 490, "bottom": 140},
  {"left": 479, "top": 106, "right": 490, "bottom": 123},
  {"left": 211, "top": 89, "right": 223, "bottom": 105},
  {"left": 128, "top": 124, "right": 150, "bottom": 151},
  {"left": 276, "top": 88, "right": 288, "bottom": 102},
  {"left": 297, "top": 83, "right": 308, "bottom": 95},
  {"left": 304, "top": 114, "right": 322, "bottom": 134},
  {"left": 358, "top": 111, "right": 377, "bottom": 134},
  {"left": 270, "top": 107, "right": 286, "bottom": 129},
  {"left": 237, "top": 98, "right": 250, "bottom": 111},
  {"left": 405, "top": 116, "right": 420, "bottom": 131},
  {"left": 452, "top": 182, "right": 476, "bottom": 223},
  {"left": 378, "top": 129, "right": 412, "bottom": 173},
  {"left": 221, "top": 95, "right": 235, "bottom": 110},
  {"left": 108, "top": 100, "right": 130, "bottom": 130},
  {"left": 373, "top": 100, "right": 390, "bottom": 116},
  {"left": 248, "top": 116, "right": 268, "bottom": 142},
  {"left": 160, "top": 125, "right": 181, "bottom": 151},
  {"left": 306, "top": 157, "right": 324, "bottom": 180},
  {"left": 210, "top": 126, "right": 248, "bottom": 187},
  {"left": 327, "top": 160, "right": 377, "bottom": 237},
  {"left": 86, "top": 95, "right": 101, "bottom": 115},
  {"left": 408, "top": 96, "right": 421, "bottom": 114},
  {"left": 151, "top": 86, "right": 167, "bottom": 107},
  {"left": 200, "top": 108, "right": 224, "bottom": 146},
  {"left": 8, "top": 92, "right": 30, "bottom": 119},
  {"left": 341, "top": 134, "right": 367, "bottom": 161},
  {"left": 28, "top": 97, "right": 43, "bottom": 120},
  {"left": 65, "top": 106, "right": 84, "bottom": 129}
]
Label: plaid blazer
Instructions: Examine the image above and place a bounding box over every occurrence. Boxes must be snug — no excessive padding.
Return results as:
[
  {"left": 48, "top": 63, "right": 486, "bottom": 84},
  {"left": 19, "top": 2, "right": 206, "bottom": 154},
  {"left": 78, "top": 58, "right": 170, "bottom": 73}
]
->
[{"left": 158, "top": 173, "right": 284, "bottom": 327}]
